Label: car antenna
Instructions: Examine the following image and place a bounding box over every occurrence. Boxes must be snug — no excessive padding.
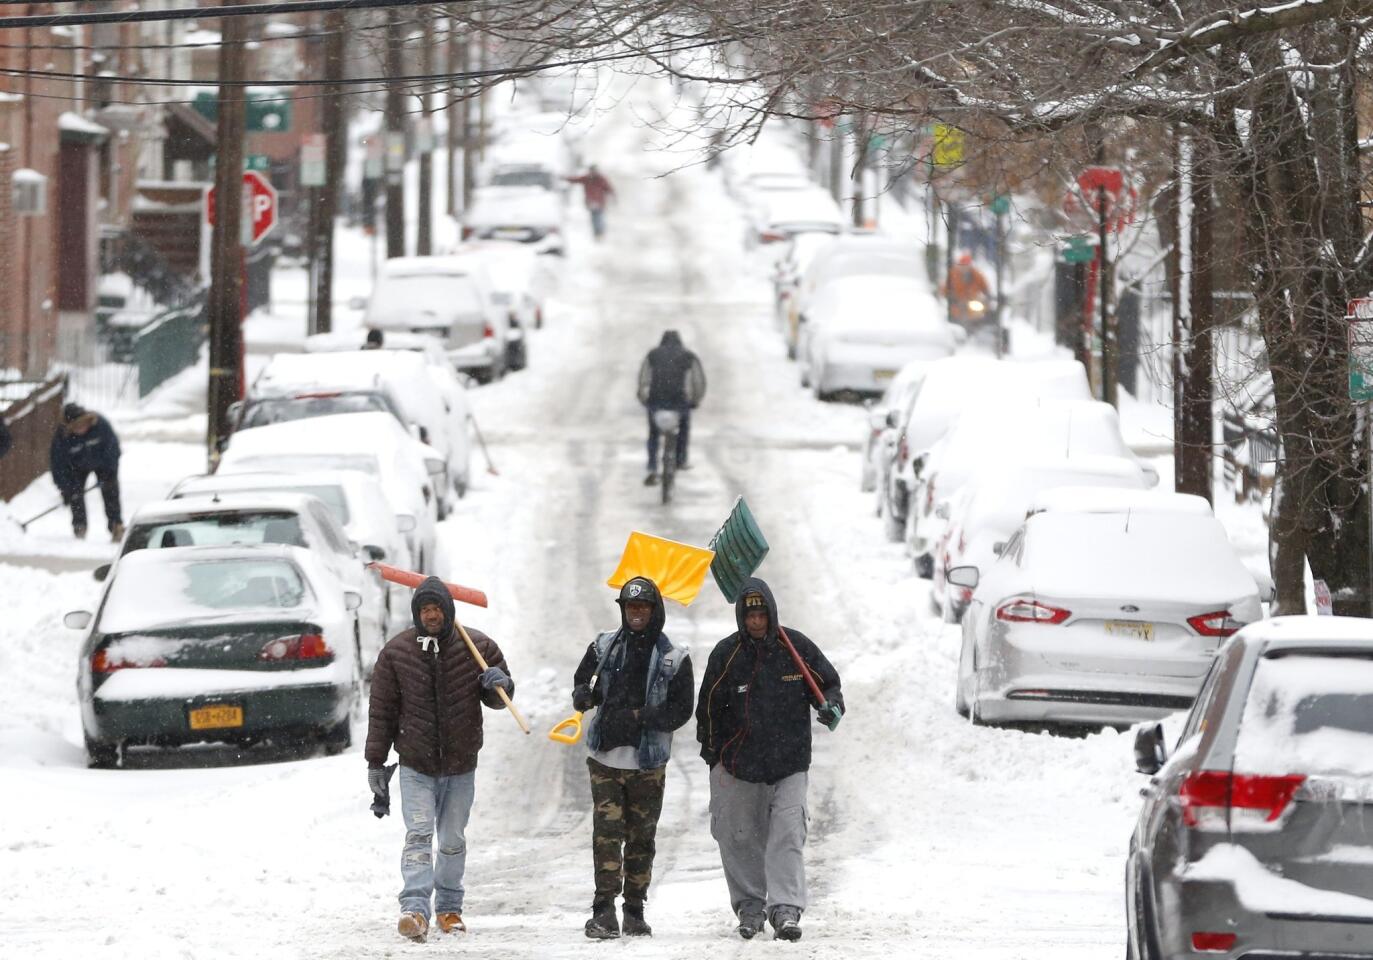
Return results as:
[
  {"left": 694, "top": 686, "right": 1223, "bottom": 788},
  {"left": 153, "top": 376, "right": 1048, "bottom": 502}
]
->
[{"left": 1124, "top": 507, "right": 1132, "bottom": 533}]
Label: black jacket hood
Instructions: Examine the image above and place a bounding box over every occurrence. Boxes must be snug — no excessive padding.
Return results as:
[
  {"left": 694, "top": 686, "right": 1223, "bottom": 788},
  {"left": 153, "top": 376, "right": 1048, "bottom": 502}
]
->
[
  {"left": 616, "top": 575, "right": 666, "bottom": 646},
  {"left": 411, "top": 575, "right": 456, "bottom": 638},
  {"left": 735, "top": 577, "right": 779, "bottom": 644},
  {"left": 659, "top": 330, "right": 684, "bottom": 351}
]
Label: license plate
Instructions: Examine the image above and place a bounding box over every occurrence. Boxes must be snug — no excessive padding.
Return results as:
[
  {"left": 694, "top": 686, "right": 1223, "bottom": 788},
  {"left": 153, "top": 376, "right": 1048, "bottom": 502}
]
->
[
  {"left": 188, "top": 704, "right": 244, "bottom": 730},
  {"left": 492, "top": 228, "right": 528, "bottom": 240},
  {"left": 874, "top": 369, "right": 897, "bottom": 382},
  {"left": 1105, "top": 620, "right": 1154, "bottom": 641}
]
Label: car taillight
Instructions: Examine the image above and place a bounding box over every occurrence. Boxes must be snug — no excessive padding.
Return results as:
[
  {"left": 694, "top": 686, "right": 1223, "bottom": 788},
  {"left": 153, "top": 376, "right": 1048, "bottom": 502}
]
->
[
  {"left": 995, "top": 598, "right": 1071, "bottom": 624},
  {"left": 259, "top": 632, "right": 332, "bottom": 662},
  {"left": 1191, "top": 932, "right": 1237, "bottom": 952},
  {"left": 760, "top": 230, "right": 786, "bottom": 243},
  {"left": 924, "top": 475, "right": 937, "bottom": 512},
  {"left": 461, "top": 226, "right": 475, "bottom": 240},
  {"left": 91, "top": 649, "right": 167, "bottom": 673},
  {"left": 1188, "top": 610, "right": 1243, "bottom": 637},
  {"left": 1179, "top": 771, "right": 1306, "bottom": 831},
  {"left": 897, "top": 435, "right": 909, "bottom": 466},
  {"left": 482, "top": 323, "right": 495, "bottom": 339},
  {"left": 535, "top": 306, "right": 543, "bottom": 326}
]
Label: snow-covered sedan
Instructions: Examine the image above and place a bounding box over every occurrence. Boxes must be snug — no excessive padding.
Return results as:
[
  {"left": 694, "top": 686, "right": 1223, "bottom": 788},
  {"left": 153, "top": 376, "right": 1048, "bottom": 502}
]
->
[
  {"left": 67, "top": 545, "right": 364, "bottom": 767},
  {"left": 861, "top": 361, "right": 928, "bottom": 494},
  {"left": 461, "top": 185, "right": 565, "bottom": 255},
  {"left": 798, "top": 276, "right": 960, "bottom": 399},
  {"left": 949, "top": 507, "right": 1263, "bottom": 728}
]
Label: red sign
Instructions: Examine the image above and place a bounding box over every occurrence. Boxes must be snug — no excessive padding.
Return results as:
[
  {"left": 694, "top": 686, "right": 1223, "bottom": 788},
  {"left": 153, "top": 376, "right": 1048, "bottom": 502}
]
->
[
  {"left": 1062, "top": 165, "right": 1137, "bottom": 233},
  {"left": 206, "top": 170, "right": 278, "bottom": 245}
]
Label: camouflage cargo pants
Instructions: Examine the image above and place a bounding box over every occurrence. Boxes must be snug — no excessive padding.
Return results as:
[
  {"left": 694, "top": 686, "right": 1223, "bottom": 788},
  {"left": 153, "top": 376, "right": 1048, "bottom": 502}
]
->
[{"left": 587, "top": 757, "right": 666, "bottom": 904}]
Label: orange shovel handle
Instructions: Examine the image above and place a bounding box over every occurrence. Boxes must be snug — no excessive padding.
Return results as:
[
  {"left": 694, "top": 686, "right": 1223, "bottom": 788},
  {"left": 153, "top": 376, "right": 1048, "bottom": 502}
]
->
[
  {"left": 548, "top": 711, "right": 585, "bottom": 745},
  {"left": 368, "top": 562, "right": 489, "bottom": 609}
]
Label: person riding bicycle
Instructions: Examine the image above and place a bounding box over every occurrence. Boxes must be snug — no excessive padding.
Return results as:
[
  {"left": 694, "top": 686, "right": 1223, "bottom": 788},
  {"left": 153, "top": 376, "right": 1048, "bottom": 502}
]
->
[
  {"left": 940, "top": 252, "right": 992, "bottom": 330},
  {"left": 636, "top": 331, "right": 706, "bottom": 486}
]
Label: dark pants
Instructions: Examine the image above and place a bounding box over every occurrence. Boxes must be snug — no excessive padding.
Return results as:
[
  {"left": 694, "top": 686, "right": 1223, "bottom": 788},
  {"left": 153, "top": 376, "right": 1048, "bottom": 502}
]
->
[
  {"left": 588, "top": 757, "right": 666, "bottom": 905},
  {"left": 646, "top": 407, "right": 690, "bottom": 471},
  {"left": 64, "top": 465, "right": 122, "bottom": 533}
]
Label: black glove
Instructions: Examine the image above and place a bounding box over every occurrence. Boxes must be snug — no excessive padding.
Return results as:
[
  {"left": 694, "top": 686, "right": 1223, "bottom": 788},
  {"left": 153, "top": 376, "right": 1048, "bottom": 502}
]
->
[
  {"left": 368, "top": 763, "right": 397, "bottom": 818},
  {"left": 572, "top": 683, "right": 598, "bottom": 712},
  {"left": 816, "top": 700, "right": 843, "bottom": 731}
]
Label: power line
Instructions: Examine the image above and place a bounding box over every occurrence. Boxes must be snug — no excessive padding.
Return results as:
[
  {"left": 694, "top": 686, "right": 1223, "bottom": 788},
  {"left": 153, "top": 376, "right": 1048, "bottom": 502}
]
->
[{"left": 0, "top": 0, "right": 464, "bottom": 30}]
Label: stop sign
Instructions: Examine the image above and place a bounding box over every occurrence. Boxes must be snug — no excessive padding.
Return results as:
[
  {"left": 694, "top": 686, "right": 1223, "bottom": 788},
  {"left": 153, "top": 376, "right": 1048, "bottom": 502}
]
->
[{"left": 206, "top": 170, "right": 278, "bottom": 245}]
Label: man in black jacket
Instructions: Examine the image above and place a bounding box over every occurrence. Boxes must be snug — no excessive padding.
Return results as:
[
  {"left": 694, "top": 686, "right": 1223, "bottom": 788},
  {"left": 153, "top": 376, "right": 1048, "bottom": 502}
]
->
[
  {"left": 636, "top": 331, "right": 706, "bottom": 484},
  {"left": 572, "top": 576, "right": 694, "bottom": 940},
  {"left": 49, "top": 403, "right": 123, "bottom": 541},
  {"left": 696, "top": 577, "right": 843, "bottom": 942}
]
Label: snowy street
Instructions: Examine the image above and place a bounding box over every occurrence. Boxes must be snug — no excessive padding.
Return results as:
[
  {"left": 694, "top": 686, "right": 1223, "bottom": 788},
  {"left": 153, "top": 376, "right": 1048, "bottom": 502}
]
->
[{"left": 3, "top": 82, "right": 1152, "bottom": 959}]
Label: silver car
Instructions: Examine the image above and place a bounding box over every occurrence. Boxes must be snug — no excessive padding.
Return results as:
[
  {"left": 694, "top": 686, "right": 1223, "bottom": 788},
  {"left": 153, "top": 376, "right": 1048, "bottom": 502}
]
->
[
  {"left": 949, "top": 509, "right": 1262, "bottom": 727},
  {"left": 1128, "top": 616, "right": 1373, "bottom": 959}
]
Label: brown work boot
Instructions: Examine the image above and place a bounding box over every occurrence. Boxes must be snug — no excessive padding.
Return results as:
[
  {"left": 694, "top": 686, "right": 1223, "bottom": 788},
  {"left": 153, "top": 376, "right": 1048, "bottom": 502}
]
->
[
  {"left": 73, "top": 525, "right": 87, "bottom": 540},
  {"left": 436, "top": 912, "right": 466, "bottom": 934},
  {"left": 397, "top": 912, "right": 428, "bottom": 942},
  {"left": 109, "top": 523, "right": 125, "bottom": 542}
]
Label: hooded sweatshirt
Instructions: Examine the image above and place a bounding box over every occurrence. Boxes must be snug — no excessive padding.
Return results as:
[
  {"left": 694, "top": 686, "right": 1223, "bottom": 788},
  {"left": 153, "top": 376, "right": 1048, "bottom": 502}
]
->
[
  {"left": 695, "top": 577, "right": 843, "bottom": 785},
  {"left": 49, "top": 409, "right": 121, "bottom": 493},
  {"left": 636, "top": 331, "right": 707, "bottom": 409},
  {"left": 573, "top": 576, "right": 694, "bottom": 769},
  {"left": 365, "top": 576, "right": 514, "bottom": 776}
]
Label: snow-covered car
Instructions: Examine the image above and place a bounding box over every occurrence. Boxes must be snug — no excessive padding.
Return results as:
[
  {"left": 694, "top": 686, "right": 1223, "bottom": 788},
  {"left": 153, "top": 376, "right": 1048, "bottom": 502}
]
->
[
  {"left": 879, "top": 357, "right": 1093, "bottom": 542},
  {"left": 103, "top": 493, "right": 389, "bottom": 664},
  {"left": 797, "top": 276, "right": 960, "bottom": 399},
  {"left": 217, "top": 411, "right": 442, "bottom": 574},
  {"left": 906, "top": 399, "right": 1158, "bottom": 571},
  {"left": 1128, "top": 616, "right": 1373, "bottom": 960},
  {"left": 788, "top": 234, "right": 926, "bottom": 357},
  {"left": 932, "top": 458, "right": 1153, "bottom": 622},
  {"left": 773, "top": 231, "right": 838, "bottom": 337},
  {"left": 948, "top": 508, "right": 1262, "bottom": 727},
  {"left": 461, "top": 185, "right": 565, "bottom": 255},
  {"left": 252, "top": 349, "right": 471, "bottom": 501},
  {"left": 227, "top": 386, "right": 407, "bottom": 436},
  {"left": 168, "top": 470, "right": 413, "bottom": 635},
  {"left": 363, "top": 256, "right": 510, "bottom": 383},
  {"left": 861, "top": 361, "right": 928, "bottom": 494},
  {"left": 748, "top": 187, "right": 844, "bottom": 247},
  {"left": 485, "top": 162, "right": 559, "bottom": 192},
  {"left": 459, "top": 240, "right": 557, "bottom": 332},
  {"left": 66, "top": 545, "right": 364, "bottom": 767}
]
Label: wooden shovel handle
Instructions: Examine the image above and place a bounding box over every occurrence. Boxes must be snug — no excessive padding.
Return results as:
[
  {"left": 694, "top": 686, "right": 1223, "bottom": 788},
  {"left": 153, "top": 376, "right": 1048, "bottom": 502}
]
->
[
  {"left": 455, "top": 618, "right": 530, "bottom": 735},
  {"left": 777, "top": 626, "right": 828, "bottom": 708}
]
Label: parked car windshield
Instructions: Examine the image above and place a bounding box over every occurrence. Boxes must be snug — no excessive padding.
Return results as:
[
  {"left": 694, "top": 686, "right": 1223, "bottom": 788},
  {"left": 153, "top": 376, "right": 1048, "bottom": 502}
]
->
[
  {"left": 490, "top": 168, "right": 554, "bottom": 190},
  {"left": 123, "top": 511, "right": 306, "bottom": 554},
  {"left": 239, "top": 394, "right": 393, "bottom": 429},
  {"left": 1235, "top": 653, "right": 1373, "bottom": 776},
  {"left": 100, "top": 556, "right": 311, "bottom": 632}
]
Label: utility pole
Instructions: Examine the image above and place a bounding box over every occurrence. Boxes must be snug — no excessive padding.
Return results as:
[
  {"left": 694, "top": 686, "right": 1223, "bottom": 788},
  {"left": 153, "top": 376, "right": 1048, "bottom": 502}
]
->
[
  {"left": 309, "top": 8, "right": 346, "bottom": 335},
  {"left": 1176, "top": 132, "right": 1215, "bottom": 502},
  {"left": 445, "top": 18, "right": 457, "bottom": 217},
  {"left": 416, "top": 13, "right": 434, "bottom": 256},
  {"left": 206, "top": 0, "right": 247, "bottom": 467},
  {"left": 384, "top": 9, "right": 406, "bottom": 259},
  {"left": 459, "top": 34, "right": 474, "bottom": 210}
]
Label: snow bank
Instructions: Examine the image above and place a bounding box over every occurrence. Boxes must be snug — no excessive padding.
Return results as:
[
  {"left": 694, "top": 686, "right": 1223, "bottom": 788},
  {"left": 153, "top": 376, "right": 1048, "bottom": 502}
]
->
[{"left": 1185, "top": 843, "right": 1373, "bottom": 919}]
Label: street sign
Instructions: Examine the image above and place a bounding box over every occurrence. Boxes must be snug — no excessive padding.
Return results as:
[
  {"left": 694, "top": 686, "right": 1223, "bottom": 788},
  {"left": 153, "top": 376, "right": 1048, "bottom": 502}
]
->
[
  {"left": 1063, "top": 165, "right": 1137, "bottom": 233},
  {"left": 245, "top": 154, "right": 270, "bottom": 173},
  {"left": 1348, "top": 299, "right": 1373, "bottom": 401},
  {"left": 932, "top": 124, "right": 964, "bottom": 168},
  {"left": 1314, "top": 579, "right": 1333, "bottom": 616},
  {"left": 192, "top": 89, "right": 292, "bottom": 133},
  {"left": 990, "top": 193, "right": 1011, "bottom": 216},
  {"left": 300, "top": 134, "right": 327, "bottom": 188},
  {"left": 206, "top": 170, "right": 278, "bottom": 246},
  {"left": 1062, "top": 234, "right": 1095, "bottom": 264}
]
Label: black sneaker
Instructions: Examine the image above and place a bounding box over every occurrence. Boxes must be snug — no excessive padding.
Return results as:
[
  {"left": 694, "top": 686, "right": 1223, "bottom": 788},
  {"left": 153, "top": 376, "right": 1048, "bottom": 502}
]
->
[
  {"left": 643, "top": 473, "right": 658, "bottom": 486},
  {"left": 622, "top": 902, "right": 651, "bottom": 937},
  {"left": 771, "top": 907, "right": 802, "bottom": 942},
  {"left": 736, "top": 912, "right": 766, "bottom": 940},
  {"left": 584, "top": 901, "right": 620, "bottom": 940}
]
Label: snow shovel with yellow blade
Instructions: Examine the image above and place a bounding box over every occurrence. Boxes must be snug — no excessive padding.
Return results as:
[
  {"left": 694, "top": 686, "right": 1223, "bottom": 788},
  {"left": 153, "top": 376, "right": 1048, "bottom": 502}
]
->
[{"left": 547, "top": 531, "right": 715, "bottom": 744}]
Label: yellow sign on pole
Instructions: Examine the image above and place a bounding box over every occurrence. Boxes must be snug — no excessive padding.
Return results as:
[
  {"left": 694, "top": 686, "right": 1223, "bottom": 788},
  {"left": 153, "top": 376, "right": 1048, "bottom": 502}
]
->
[{"left": 933, "top": 124, "right": 965, "bottom": 168}]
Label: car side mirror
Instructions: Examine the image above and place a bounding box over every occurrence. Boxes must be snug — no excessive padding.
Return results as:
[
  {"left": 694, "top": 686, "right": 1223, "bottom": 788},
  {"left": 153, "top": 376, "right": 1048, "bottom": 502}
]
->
[
  {"left": 348, "top": 295, "right": 367, "bottom": 311},
  {"left": 868, "top": 408, "right": 888, "bottom": 431},
  {"left": 935, "top": 502, "right": 951, "bottom": 521},
  {"left": 396, "top": 513, "right": 417, "bottom": 533},
  {"left": 425, "top": 457, "right": 446, "bottom": 478},
  {"left": 93, "top": 563, "right": 110, "bottom": 582},
  {"left": 227, "top": 400, "right": 242, "bottom": 424},
  {"left": 64, "top": 610, "right": 92, "bottom": 630},
  {"left": 344, "top": 591, "right": 363, "bottom": 612},
  {"left": 364, "top": 544, "right": 386, "bottom": 562},
  {"left": 992, "top": 541, "right": 1006, "bottom": 557},
  {"left": 885, "top": 410, "right": 899, "bottom": 430},
  {"left": 1141, "top": 463, "right": 1160, "bottom": 488},
  {"left": 945, "top": 566, "right": 979, "bottom": 590},
  {"left": 1134, "top": 722, "right": 1167, "bottom": 775},
  {"left": 912, "top": 454, "right": 925, "bottom": 476}
]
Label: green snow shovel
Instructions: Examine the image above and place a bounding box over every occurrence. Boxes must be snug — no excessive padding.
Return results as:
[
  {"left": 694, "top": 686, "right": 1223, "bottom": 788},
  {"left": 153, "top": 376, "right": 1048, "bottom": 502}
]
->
[{"left": 707, "top": 497, "right": 842, "bottom": 729}]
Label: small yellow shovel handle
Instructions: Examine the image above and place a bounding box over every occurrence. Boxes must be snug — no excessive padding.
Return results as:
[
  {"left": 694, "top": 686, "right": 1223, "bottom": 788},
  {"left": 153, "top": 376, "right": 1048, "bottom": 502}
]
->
[{"left": 548, "top": 711, "right": 585, "bottom": 745}]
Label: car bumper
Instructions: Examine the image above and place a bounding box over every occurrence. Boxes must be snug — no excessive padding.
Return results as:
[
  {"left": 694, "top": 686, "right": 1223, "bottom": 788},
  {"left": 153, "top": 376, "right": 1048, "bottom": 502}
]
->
[
  {"left": 86, "top": 673, "right": 352, "bottom": 745},
  {"left": 448, "top": 343, "right": 501, "bottom": 372},
  {"left": 977, "top": 666, "right": 1199, "bottom": 725}
]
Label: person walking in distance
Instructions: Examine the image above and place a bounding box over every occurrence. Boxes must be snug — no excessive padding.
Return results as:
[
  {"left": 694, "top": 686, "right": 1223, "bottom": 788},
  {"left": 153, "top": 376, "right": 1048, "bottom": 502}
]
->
[
  {"left": 696, "top": 577, "right": 844, "bottom": 942},
  {"left": 365, "top": 576, "right": 516, "bottom": 943},
  {"left": 572, "top": 577, "right": 694, "bottom": 939},
  {"left": 940, "top": 251, "right": 992, "bottom": 328},
  {"left": 565, "top": 164, "right": 615, "bottom": 239},
  {"left": 49, "top": 403, "right": 123, "bottom": 541},
  {"left": 636, "top": 330, "right": 706, "bottom": 485}
]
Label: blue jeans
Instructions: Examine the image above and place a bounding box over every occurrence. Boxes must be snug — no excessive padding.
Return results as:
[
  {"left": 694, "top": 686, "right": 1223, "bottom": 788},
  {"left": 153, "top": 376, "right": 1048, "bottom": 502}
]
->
[
  {"left": 647, "top": 406, "right": 690, "bottom": 471},
  {"left": 589, "top": 206, "right": 606, "bottom": 238},
  {"left": 399, "top": 766, "right": 475, "bottom": 918}
]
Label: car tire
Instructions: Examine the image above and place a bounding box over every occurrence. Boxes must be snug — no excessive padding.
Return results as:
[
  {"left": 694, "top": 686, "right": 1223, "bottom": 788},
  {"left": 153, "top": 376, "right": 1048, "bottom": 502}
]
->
[
  {"left": 786, "top": 342, "right": 796, "bottom": 360},
  {"left": 453, "top": 472, "right": 469, "bottom": 499},
  {"left": 86, "top": 736, "right": 121, "bottom": 769},
  {"left": 321, "top": 717, "right": 352, "bottom": 756},
  {"left": 881, "top": 497, "right": 905, "bottom": 542}
]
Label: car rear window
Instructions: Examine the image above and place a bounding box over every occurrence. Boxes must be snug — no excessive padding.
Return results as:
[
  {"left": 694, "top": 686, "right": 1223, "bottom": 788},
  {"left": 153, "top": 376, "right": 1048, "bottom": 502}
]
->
[
  {"left": 1234, "top": 654, "right": 1373, "bottom": 776},
  {"left": 175, "top": 485, "right": 350, "bottom": 526},
  {"left": 240, "top": 394, "right": 389, "bottom": 428},
  {"left": 100, "top": 558, "right": 310, "bottom": 632},
  {"left": 124, "top": 511, "right": 305, "bottom": 553}
]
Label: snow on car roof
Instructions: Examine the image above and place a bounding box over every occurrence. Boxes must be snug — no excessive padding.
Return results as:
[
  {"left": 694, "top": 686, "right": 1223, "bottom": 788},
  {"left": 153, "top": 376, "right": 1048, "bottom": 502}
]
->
[
  {"left": 1029, "top": 486, "right": 1209, "bottom": 517},
  {"left": 222, "top": 411, "right": 409, "bottom": 458},
  {"left": 131, "top": 492, "right": 321, "bottom": 522},
  {"left": 962, "top": 458, "right": 1148, "bottom": 530},
  {"left": 938, "top": 400, "right": 1132, "bottom": 470},
  {"left": 303, "top": 330, "right": 448, "bottom": 360},
  {"left": 259, "top": 349, "right": 428, "bottom": 389},
  {"left": 809, "top": 276, "right": 944, "bottom": 329},
  {"left": 762, "top": 188, "right": 844, "bottom": 226},
  {"left": 1237, "top": 615, "right": 1373, "bottom": 647},
  {"left": 378, "top": 255, "right": 470, "bottom": 278}
]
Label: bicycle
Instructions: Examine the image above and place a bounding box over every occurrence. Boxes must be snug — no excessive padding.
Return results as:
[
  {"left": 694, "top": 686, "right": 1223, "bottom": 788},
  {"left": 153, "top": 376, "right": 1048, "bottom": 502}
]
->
[{"left": 652, "top": 409, "right": 682, "bottom": 504}]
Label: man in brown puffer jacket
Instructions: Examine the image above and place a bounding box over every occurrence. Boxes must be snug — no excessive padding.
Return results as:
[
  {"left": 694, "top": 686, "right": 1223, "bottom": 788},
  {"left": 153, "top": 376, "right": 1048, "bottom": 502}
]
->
[{"left": 366, "top": 575, "right": 515, "bottom": 943}]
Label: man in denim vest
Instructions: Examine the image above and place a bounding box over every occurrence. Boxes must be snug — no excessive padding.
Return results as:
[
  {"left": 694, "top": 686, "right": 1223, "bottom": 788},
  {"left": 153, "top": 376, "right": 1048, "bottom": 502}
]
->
[{"left": 571, "top": 576, "right": 695, "bottom": 939}]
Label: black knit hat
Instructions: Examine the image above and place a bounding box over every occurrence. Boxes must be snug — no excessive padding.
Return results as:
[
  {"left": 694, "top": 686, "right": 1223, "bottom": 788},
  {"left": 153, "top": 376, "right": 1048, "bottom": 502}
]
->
[{"left": 62, "top": 402, "right": 86, "bottom": 423}]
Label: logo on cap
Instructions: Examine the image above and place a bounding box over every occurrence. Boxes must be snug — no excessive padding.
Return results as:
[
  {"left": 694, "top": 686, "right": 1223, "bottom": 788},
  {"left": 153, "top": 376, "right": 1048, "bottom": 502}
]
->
[
  {"left": 629, "top": 583, "right": 643, "bottom": 598},
  {"left": 744, "top": 593, "right": 766, "bottom": 609}
]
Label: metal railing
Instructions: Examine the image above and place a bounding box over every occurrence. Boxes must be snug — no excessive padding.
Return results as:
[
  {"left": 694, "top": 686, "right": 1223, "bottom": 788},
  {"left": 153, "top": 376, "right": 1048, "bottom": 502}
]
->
[
  {"left": 0, "top": 374, "right": 66, "bottom": 501},
  {"left": 136, "top": 294, "right": 208, "bottom": 398}
]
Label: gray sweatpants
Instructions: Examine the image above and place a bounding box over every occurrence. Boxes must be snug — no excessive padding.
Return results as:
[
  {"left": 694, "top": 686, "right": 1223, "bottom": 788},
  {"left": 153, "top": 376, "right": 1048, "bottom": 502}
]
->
[{"left": 708, "top": 763, "right": 809, "bottom": 920}]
